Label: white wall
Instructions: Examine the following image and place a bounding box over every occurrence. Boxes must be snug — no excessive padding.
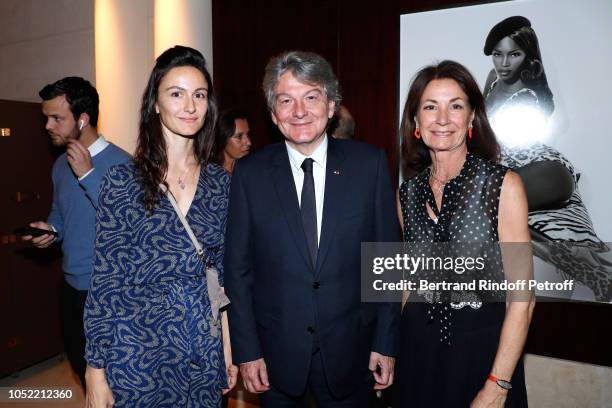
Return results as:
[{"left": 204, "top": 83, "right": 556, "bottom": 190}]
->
[
  {"left": 525, "top": 354, "right": 612, "bottom": 407},
  {"left": 153, "top": 0, "right": 213, "bottom": 68},
  {"left": 0, "top": 0, "right": 95, "bottom": 102},
  {"left": 94, "top": 0, "right": 153, "bottom": 153},
  {"left": 0, "top": 0, "right": 214, "bottom": 154}
]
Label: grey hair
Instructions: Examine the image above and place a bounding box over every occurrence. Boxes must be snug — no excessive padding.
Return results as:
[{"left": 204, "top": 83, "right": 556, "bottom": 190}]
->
[{"left": 262, "top": 51, "right": 341, "bottom": 113}]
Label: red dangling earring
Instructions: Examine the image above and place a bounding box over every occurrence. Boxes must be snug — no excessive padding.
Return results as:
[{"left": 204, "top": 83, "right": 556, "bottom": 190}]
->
[
  {"left": 468, "top": 126, "right": 473, "bottom": 139},
  {"left": 414, "top": 127, "right": 421, "bottom": 139}
]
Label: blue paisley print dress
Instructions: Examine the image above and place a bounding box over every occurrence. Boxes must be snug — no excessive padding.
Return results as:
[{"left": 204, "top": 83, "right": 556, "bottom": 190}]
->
[{"left": 84, "top": 161, "right": 230, "bottom": 407}]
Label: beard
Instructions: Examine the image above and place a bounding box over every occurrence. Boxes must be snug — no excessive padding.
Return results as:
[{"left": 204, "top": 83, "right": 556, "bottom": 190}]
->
[{"left": 49, "top": 125, "right": 80, "bottom": 146}]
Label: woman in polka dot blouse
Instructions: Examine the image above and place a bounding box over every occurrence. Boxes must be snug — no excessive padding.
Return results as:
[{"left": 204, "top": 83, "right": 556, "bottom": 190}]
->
[{"left": 394, "top": 60, "right": 534, "bottom": 408}]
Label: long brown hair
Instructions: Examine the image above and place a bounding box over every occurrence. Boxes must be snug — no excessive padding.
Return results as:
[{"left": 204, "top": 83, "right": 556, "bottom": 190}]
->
[
  {"left": 212, "top": 108, "right": 249, "bottom": 166},
  {"left": 134, "top": 46, "right": 218, "bottom": 212},
  {"left": 400, "top": 60, "right": 499, "bottom": 180}
]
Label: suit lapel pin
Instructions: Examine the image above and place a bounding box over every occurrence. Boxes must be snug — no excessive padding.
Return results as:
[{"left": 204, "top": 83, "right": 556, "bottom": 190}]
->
[{"left": 333, "top": 169, "right": 340, "bottom": 175}]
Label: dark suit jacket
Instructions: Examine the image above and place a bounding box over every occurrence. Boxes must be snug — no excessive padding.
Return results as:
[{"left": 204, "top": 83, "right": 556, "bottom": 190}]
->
[{"left": 225, "top": 138, "right": 400, "bottom": 398}]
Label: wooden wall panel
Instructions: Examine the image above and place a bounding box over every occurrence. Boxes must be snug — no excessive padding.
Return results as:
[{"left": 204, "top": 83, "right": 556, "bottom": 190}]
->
[
  {"left": 213, "top": 0, "right": 338, "bottom": 150},
  {"left": 336, "top": 0, "right": 402, "bottom": 178},
  {"left": 0, "top": 100, "right": 63, "bottom": 377},
  {"left": 211, "top": 0, "right": 611, "bottom": 366},
  {"left": 212, "top": 0, "right": 473, "bottom": 180}
]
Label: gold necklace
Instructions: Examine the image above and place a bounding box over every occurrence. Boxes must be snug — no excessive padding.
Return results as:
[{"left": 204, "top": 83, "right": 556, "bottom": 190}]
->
[
  {"left": 429, "top": 175, "right": 447, "bottom": 194},
  {"left": 177, "top": 164, "right": 196, "bottom": 190},
  {"left": 429, "top": 168, "right": 459, "bottom": 194}
]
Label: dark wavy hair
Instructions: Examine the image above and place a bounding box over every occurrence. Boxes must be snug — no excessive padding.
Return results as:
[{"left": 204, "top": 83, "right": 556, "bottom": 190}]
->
[
  {"left": 212, "top": 108, "right": 249, "bottom": 166},
  {"left": 506, "top": 26, "right": 555, "bottom": 116},
  {"left": 39, "top": 76, "right": 99, "bottom": 126},
  {"left": 134, "top": 45, "right": 218, "bottom": 212},
  {"left": 400, "top": 60, "right": 500, "bottom": 180}
]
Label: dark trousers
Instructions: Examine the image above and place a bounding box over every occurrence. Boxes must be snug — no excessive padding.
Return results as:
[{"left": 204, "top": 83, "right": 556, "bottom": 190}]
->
[
  {"left": 60, "top": 280, "right": 88, "bottom": 390},
  {"left": 260, "top": 350, "right": 373, "bottom": 408}
]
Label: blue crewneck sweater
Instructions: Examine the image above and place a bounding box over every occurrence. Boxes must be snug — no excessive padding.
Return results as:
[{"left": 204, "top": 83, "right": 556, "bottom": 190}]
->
[{"left": 48, "top": 140, "right": 130, "bottom": 290}]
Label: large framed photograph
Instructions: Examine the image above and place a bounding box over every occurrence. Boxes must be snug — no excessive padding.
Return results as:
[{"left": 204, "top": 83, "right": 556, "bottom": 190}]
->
[{"left": 399, "top": 0, "right": 612, "bottom": 305}]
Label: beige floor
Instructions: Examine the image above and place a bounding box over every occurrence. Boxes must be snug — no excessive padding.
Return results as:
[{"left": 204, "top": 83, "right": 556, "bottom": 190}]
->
[
  {"left": 0, "top": 355, "right": 258, "bottom": 407},
  {"left": 0, "top": 355, "right": 84, "bottom": 407}
]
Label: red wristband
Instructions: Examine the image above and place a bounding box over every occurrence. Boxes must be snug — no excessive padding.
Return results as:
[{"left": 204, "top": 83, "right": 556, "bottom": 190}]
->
[{"left": 488, "top": 374, "right": 512, "bottom": 390}]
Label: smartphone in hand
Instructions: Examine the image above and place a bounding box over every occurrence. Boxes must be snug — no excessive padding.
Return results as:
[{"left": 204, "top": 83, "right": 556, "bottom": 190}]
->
[{"left": 13, "top": 226, "right": 58, "bottom": 238}]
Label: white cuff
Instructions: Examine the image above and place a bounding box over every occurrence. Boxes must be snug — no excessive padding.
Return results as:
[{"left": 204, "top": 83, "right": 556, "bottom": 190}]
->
[{"left": 78, "top": 168, "right": 95, "bottom": 181}]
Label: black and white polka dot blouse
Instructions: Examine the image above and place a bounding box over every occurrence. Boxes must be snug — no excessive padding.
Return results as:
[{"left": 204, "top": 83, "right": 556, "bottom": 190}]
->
[
  {"left": 399, "top": 153, "right": 508, "bottom": 244},
  {"left": 399, "top": 153, "right": 509, "bottom": 344}
]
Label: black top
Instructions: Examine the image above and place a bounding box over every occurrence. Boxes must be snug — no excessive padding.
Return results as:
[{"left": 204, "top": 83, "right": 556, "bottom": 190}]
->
[
  {"left": 399, "top": 153, "right": 509, "bottom": 343},
  {"left": 399, "top": 152, "right": 507, "bottom": 244},
  {"left": 395, "top": 155, "right": 528, "bottom": 407}
]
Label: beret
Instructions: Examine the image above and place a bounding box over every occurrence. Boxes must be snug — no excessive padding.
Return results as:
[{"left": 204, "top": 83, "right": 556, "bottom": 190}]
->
[{"left": 484, "top": 16, "right": 531, "bottom": 55}]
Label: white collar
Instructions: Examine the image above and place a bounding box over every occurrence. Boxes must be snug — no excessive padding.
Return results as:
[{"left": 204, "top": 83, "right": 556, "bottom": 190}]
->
[
  {"left": 88, "top": 134, "right": 110, "bottom": 157},
  {"left": 285, "top": 135, "right": 328, "bottom": 171}
]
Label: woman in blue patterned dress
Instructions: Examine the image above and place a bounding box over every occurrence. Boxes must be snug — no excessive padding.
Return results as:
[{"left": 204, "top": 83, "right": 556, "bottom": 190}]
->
[{"left": 84, "top": 46, "right": 237, "bottom": 407}]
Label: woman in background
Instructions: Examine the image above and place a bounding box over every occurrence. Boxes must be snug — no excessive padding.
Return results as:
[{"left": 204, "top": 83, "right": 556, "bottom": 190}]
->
[
  {"left": 395, "top": 60, "right": 534, "bottom": 407},
  {"left": 212, "top": 108, "right": 251, "bottom": 173},
  {"left": 84, "top": 46, "right": 236, "bottom": 407}
]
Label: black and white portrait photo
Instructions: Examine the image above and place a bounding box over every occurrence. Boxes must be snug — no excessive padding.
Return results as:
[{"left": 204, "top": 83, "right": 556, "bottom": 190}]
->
[{"left": 399, "top": 0, "right": 612, "bottom": 303}]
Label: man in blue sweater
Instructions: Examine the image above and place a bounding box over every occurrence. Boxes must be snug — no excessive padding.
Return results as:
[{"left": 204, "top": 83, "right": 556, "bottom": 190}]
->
[{"left": 23, "top": 77, "right": 130, "bottom": 389}]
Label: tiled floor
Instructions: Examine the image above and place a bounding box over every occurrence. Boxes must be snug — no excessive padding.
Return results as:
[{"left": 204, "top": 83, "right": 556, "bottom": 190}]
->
[{"left": 0, "top": 355, "right": 258, "bottom": 407}]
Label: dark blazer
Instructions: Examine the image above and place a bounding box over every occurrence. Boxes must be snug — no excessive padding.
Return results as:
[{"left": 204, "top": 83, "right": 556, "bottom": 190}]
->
[{"left": 225, "top": 138, "right": 400, "bottom": 398}]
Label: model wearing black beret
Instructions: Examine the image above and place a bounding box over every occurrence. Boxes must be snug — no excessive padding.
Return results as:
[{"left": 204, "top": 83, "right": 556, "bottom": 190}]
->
[{"left": 484, "top": 16, "right": 531, "bottom": 55}]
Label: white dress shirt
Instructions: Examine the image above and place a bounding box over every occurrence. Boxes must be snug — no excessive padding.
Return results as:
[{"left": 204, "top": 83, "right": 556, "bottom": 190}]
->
[
  {"left": 51, "top": 135, "right": 111, "bottom": 235},
  {"left": 77, "top": 134, "right": 110, "bottom": 181},
  {"left": 285, "top": 136, "right": 328, "bottom": 244}
]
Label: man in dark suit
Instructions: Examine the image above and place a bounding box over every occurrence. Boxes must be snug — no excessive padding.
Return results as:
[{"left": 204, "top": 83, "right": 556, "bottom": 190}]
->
[{"left": 225, "top": 51, "right": 399, "bottom": 407}]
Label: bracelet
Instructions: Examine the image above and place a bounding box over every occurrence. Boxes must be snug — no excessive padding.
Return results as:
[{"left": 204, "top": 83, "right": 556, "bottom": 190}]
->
[{"left": 488, "top": 374, "right": 512, "bottom": 390}]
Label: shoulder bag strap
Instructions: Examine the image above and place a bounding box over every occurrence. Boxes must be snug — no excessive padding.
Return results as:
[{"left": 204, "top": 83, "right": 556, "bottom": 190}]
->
[{"left": 160, "top": 183, "right": 230, "bottom": 337}]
